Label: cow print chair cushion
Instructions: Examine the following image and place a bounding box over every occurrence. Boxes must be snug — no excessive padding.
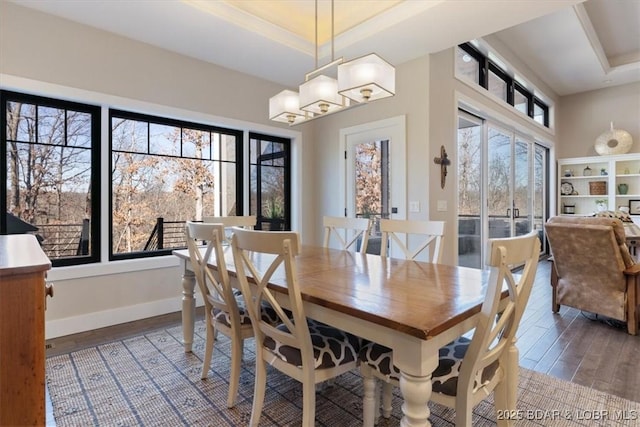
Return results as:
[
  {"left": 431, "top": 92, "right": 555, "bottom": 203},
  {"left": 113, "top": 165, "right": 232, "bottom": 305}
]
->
[
  {"left": 264, "top": 319, "right": 361, "bottom": 369},
  {"left": 359, "top": 336, "right": 499, "bottom": 396}
]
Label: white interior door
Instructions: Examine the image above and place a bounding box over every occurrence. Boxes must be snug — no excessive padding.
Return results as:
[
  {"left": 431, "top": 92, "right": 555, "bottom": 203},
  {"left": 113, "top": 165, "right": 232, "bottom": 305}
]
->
[{"left": 340, "top": 116, "right": 406, "bottom": 255}]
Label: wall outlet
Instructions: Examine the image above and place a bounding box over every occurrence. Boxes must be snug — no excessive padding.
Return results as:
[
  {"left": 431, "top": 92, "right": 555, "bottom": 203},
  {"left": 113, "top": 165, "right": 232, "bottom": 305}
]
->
[{"left": 409, "top": 201, "right": 420, "bottom": 213}]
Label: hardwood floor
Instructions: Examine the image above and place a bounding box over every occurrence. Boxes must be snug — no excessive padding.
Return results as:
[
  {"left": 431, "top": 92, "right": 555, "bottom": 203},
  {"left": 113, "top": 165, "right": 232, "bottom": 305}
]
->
[
  {"left": 45, "top": 259, "right": 640, "bottom": 404},
  {"left": 518, "top": 259, "right": 640, "bottom": 403}
]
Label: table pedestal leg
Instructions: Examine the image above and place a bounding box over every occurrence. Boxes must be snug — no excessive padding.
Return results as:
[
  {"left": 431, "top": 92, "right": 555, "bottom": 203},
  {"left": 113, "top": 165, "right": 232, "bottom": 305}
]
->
[
  {"left": 399, "top": 371, "right": 432, "bottom": 427},
  {"left": 181, "top": 269, "right": 196, "bottom": 352}
]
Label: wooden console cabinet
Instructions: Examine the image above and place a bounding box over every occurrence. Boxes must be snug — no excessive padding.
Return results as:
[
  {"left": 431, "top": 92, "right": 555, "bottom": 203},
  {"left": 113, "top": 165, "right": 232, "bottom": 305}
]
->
[{"left": 0, "top": 235, "right": 51, "bottom": 426}]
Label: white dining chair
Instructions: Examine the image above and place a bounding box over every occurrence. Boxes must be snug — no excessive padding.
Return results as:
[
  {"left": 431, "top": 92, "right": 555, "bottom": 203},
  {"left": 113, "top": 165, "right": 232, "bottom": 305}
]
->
[
  {"left": 230, "top": 227, "right": 362, "bottom": 426},
  {"left": 322, "top": 215, "right": 373, "bottom": 253},
  {"left": 359, "top": 231, "right": 540, "bottom": 427},
  {"left": 379, "top": 218, "right": 445, "bottom": 262},
  {"left": 185, "top": 221, "right": 252, "bottom": 408},
  {"left": 202, "top": 215, "right": 256, "bottom": 242}
]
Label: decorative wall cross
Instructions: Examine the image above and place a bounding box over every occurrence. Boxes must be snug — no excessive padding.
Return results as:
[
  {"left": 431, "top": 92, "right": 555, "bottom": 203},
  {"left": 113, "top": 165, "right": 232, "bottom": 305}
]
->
[{"left": 433, "top": 145, "right": 451, "bottom": 189}]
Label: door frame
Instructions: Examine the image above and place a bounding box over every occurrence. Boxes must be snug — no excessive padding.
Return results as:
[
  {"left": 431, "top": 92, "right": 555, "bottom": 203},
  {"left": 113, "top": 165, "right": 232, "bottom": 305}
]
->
[
  {"left": 339, "top": 116, "right": 407, "bottom": 221},
  {"left": 339, "top": 116, "right": 406, "bottom": 257}
]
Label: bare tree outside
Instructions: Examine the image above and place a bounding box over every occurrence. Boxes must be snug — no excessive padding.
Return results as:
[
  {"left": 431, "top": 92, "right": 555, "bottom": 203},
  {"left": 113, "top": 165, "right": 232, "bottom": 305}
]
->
[
  {"left": 5, "top": 100, "right": 95, "bottom": 260},
  {"left": 4, "top": 94, "right": 289, "bottom": 264},
  {"left": 110, "top": 115, "right": 238, "bottom": 255},
  {"left": 250, "top": 136, "right": 288, "bottom": 231},
  {"left": 457, "top": 127, "right": 481, "bottom": 216}
]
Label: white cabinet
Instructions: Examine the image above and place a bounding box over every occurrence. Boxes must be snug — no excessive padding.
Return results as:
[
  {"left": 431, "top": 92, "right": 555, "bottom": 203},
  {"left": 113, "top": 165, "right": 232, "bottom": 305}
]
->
[{"left": 558, "top": 153, "right": 640, "bottom": 218}]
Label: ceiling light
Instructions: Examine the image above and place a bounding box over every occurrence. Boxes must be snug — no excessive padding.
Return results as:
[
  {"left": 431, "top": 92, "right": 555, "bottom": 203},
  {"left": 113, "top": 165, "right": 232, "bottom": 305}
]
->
[
  {"left": 269, "top": 90, "right": 305, "bottom": 124},
  {"left": 300, "top": 74, "right": 344, "bottom": 114},
  {"left": 268, "top": 0, "right": 395, "bottom": 126},
  {"left": 338, "top": 53, "right": 395, "bottom": 103}
]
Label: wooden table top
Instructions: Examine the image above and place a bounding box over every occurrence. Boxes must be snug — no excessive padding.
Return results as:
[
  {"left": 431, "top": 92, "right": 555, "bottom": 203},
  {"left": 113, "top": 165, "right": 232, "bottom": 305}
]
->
[
  {"left": 174, "top": 245, "right": 489, "bottom": 341},
  {"left": 0, "top": 235, "right": 51, "bottom": 278}
]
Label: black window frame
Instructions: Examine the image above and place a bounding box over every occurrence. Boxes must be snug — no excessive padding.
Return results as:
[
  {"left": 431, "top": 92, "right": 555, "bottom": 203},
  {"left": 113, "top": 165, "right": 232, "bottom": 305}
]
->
[
  {"left": 248, "top": 132, "right": 291, "bottom": 231},
  {"left": 533, "top": 98, "right": 550, "bottom": 127},
  {"left": 488, "top": 63, "right": 512, "bottom": 104},
  {"left": 514, "top": 82, "right": 533, "bottom": 116},
  {"left": 458, "top": 43, "right": 549, "bottom": 128},
  {"left": 0, "top": 90, "right": 101, "bottom": 267},
  {"left": 109, "top": 109, "right": 244, "bottom": 261}
]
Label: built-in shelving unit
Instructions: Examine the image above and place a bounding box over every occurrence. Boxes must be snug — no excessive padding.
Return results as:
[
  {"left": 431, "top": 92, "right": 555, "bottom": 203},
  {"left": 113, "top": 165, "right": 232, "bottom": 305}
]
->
[{"left": 558, "top": 153, "right": 640, "bottom": 220}]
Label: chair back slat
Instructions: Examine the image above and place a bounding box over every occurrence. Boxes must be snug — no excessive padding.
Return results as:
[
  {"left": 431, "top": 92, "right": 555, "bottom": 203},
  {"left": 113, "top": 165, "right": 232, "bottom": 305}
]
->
[
  {"left": 322, "top": 216, "right": 372, "bottom": 253},
  {"left": 380, "top": 219, "right": 445, "bottom": 262},
  {"left": 202, "top": 216, "right": 256, "bottom": 243},
  {"left": 202, "top": 215, "right": 256, "bottom": 228}
]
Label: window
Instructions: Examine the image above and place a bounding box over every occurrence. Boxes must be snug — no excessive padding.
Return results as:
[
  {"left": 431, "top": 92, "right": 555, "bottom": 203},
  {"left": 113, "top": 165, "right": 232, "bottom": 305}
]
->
[
  {"left": 456, "top": 45, "right": 481, "bottom": 85},
  {"left": 1, "top": 91, "right": 101, "bottom": 266},
  {"left": 249, "top": 133, "right": 290, "bottom": 231},
  {"left": 110, "top": 110, "right": 243, "bottom": 260},
  {"left": 488, "top": 64, "right": 509, "bottom": 102},
  {"left": 514, "top": 83, "right": 531, "bottom": 115},
  {"left": 456, "top": 43, "right": 550, "bottom": 128},
  {"left": 533, "top": 98, "right": 549, "bottom": 127}
]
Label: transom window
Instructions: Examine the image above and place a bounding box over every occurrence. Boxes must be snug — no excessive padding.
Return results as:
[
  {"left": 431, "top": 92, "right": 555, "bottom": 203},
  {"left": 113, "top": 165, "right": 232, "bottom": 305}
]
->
[{"left": 457, "top": 43, "right": 550, "bottom": 128}]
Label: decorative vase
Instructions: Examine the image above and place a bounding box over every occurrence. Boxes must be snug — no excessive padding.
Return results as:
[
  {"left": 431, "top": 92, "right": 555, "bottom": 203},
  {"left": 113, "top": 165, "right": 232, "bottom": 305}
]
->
[
  {"left": 618, "top": 183, "right": 629, "bottom": 195},
  {"left": 583, "top": 166, "right": 592, "bottom": 176}
]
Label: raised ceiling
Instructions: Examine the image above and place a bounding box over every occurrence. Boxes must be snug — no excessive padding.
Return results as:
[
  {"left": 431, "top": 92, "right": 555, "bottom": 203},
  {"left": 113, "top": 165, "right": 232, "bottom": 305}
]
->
[
  {"left": 493, "top": 0, "right": 640, "bottom": 95},
  {"left": 9, "top": 0, "right": 639, "bottom": 96}
]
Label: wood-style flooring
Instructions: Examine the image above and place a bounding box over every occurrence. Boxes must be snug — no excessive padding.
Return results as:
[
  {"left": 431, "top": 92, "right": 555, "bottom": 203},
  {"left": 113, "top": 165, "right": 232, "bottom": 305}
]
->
[{"left": 45, "top": 258, "right": 640, "bottom": 411}]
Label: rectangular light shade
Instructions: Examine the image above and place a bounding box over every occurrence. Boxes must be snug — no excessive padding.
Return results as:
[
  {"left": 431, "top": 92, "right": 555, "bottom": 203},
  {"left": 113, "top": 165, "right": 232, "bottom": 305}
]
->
[
  {"left": 338, "top": 53, "right": 395, "bottom": 103},
  {"left": 299, "top": 75, "right": 344, "bottom": 114},
  {"left": 269, "top": 90, "right": 305, "bottom": 124}
]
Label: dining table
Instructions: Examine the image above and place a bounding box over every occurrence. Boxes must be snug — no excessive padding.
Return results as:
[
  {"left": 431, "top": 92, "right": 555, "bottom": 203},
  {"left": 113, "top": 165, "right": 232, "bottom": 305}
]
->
[{"left": 172, "top": 245, "right": 517, "bottom": 427}]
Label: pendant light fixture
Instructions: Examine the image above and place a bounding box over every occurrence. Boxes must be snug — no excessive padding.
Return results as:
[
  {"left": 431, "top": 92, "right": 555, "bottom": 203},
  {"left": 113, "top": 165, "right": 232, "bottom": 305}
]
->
[{"left": 268, "top": 0, "right": 395, "bottom": 126}]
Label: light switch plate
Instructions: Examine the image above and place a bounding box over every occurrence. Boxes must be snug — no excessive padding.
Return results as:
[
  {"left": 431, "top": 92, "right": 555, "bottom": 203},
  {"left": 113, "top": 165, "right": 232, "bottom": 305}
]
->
[
  {"left": 409, "top": 201, "right": 420, "bottom": 213},
  {"left": 437, "top": 200, "right": 447, "bottom": 212}
]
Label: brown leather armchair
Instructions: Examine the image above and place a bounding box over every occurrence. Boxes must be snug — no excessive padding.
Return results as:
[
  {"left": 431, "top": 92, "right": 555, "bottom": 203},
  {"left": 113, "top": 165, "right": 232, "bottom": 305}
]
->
[{"left": 545, "top": 216, "right": 640, "bottom": 335}]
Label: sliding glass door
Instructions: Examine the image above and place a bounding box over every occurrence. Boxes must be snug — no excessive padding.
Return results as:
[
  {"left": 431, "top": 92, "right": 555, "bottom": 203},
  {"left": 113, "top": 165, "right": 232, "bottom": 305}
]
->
[
  {"left": 487, "top": 126, "right": 534, "bottom": 239},
  {"left": 457, "top": 110, "right": 548, "bottom": 268}
]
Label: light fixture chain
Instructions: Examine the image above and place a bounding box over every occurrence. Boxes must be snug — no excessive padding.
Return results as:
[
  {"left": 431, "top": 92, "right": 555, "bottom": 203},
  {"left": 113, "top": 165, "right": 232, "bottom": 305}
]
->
[
  {"left": 331, "top": 0, "right": 334, "bottom": 62},
  {"left": 314, "top": 0, "right": 318, "bottom": 70}
]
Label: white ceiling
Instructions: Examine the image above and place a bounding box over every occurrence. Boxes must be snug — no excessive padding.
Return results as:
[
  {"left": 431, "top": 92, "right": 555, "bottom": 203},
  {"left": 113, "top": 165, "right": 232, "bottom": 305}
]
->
[
  {"left": 493, "top": 0, "right": 640, "bottom": 96},
  {"left": 10, "top": 0, "right": 640, "bottom": 97}
]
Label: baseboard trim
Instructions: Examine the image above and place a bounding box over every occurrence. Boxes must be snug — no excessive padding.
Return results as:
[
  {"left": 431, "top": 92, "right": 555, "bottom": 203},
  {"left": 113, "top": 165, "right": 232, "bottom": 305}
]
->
[{"left": 45, "top": 295, "right": 204, "bottom": 339}]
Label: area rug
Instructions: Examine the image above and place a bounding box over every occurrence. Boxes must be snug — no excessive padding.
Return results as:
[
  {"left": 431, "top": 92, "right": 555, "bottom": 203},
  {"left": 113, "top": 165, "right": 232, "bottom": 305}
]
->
[{"left": 46, "top": 321, "right": 640, "bottom": 426}]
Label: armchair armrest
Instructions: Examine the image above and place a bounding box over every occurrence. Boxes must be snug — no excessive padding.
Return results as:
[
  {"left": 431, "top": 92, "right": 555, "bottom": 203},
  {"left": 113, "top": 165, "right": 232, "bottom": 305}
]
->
[{"left": 624, "top": 263, "right": 640, "bottom": 277}]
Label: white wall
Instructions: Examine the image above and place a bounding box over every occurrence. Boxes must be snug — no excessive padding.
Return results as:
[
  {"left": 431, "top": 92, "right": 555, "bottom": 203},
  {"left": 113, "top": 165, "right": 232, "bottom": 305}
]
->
[{"left": 557, "top": 82, "right": 640, "bottom": 158}]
